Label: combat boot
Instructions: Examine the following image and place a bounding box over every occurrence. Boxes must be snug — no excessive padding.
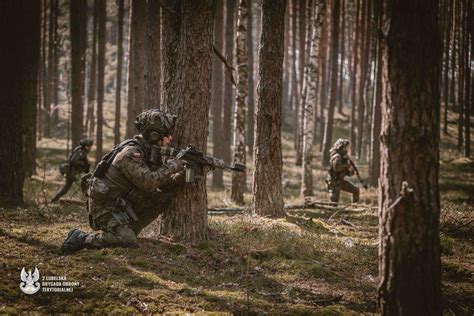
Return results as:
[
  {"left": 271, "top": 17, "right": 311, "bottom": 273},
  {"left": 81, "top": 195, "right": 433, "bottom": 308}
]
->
[{"left": 61, "top": 228, "right": 87, "bottom": 255}]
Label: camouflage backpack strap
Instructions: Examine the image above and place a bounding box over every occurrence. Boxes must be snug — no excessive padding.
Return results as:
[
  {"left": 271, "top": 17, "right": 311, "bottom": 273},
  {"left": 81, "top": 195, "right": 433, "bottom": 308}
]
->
[{"left": 92, "top": 139, "right": 140, "bottom": 178}]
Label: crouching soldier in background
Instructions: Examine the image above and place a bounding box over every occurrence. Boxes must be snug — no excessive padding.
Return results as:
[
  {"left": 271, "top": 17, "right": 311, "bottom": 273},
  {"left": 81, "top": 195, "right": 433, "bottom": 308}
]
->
[
  {"left": 60, "top": 109, "right": 210, "bottom": 254},
  {"left": 326, "top": 138, "right": 360, "bottom": 204},
  {"left": 50, "top": 138, "right": 93, "bottom": 203}
]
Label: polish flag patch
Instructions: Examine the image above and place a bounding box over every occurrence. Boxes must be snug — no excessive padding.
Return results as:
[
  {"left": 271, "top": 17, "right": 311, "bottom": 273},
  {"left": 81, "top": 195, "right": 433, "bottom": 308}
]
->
[{"left": 132, "top": 152, "right": 142, "bottom": 161}]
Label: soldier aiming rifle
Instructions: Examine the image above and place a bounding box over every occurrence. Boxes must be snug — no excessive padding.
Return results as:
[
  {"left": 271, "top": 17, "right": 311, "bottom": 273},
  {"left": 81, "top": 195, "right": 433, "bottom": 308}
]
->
[
  {"left": 61, "top": 109, "right": 245, "bottom": 254},
  {"left": 326, "top": 138, "right": 367, "bottom": 204}
]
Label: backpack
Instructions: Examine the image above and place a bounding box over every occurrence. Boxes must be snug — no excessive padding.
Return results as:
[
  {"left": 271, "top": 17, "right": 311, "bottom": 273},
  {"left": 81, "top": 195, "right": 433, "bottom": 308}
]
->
[{"left": 92, "top": 139, "right": 140, "bottom": 178}]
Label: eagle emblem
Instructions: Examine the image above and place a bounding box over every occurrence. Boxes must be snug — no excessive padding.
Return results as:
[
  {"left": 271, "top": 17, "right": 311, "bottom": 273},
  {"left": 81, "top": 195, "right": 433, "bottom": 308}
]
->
[{"left": 20, "top": 267, "right": 40, "bottom": 295}]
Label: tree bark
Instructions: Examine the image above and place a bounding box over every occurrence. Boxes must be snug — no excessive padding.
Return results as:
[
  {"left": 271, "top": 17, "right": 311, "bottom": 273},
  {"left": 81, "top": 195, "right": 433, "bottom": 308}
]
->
[
  {"left": 51, "top": 0, "right": 60, "bottom": 127},
  {"left": 449, "top": 0, "right": 457, "bottom": 137},
  {"left": 160, "top": 0, "right": 214, "bottom": 242},
  {"left": 231, "top": 0, "right": 249, "bottom": 205},
  {"left": 211, "top": 0, "right": 225, "bottom": 188},
  {"left": 464, "top": 0, "right": 474, "bottom": 157},
  {"left": 126, "top": 0, "right": 146, "bottom": 138},
  {"left": 337, "top": 0, "right": 346, "bottom": 114},
  {"left": 0, "top": 0, "right": 40, "bottom": 206},
  {"left": 70, "top": 0, "right": 87, "bottom": 147},
  {"left": 222, "top": 0, "right": 236, "bottom": 167},
  {"left": 253, "top": 0, "right": 286, "bottom": 217},
  {"left": 369, "top": 7, "right": 382, "bottom": 187},
  {"left": 86, "top": 0, "right": 98, "bottom": 138},
  {"left": 145, "top": 0, "right": 161, "bottom": 108},
  {"left": 443, "top": 0, "right": 451, "bottom": 134},
  {"left": 321, "top": 0, "right": 341, "bottom": 167},
  {"left": 95, "top": 0, "right": 106, "bottom": 162},
  {"left": 44, "top": 0, "right": 55, "bottom": 138},
  {"left": 457, "top": 0, "right": 464, "bottom": 150},
  {"left": 350, "top": 0, "right": 361, "bottom": 156},
  {"left": 246, "top": 0, "right": 255, "bottom": 157},
  {"left": 378, "top": 0, "right": 442, "bottom": 314},
  {"left": 301, "top": 0, "right": 326, "bottom": 197},
  {"left": 356, "top": 0, "right": 369, "bottom": 160},
  {"left": 318, "top": 7, "right": 329, "bottom": 151},
  {"left": 114, "top": 0, "right": 125, "bottom": 145}
]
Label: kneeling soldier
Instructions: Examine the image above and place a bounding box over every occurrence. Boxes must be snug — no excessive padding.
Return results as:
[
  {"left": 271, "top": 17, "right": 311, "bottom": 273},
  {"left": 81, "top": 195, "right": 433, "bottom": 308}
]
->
[
  {"left": 61, "top": 109, "right": 209, "bottom": 254},
  {"left": 326, "top": 138, "right": 360, "bottom": 204}
]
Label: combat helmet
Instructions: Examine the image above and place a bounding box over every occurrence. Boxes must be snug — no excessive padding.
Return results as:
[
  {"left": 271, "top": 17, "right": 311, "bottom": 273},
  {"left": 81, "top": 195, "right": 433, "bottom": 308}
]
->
[
  {"left": 79, "top": 138, "right": 94, "bottom": 147},
  {"left": 331, "top": 138, "right": 350, "bottom": 155},
  {"left": 134, "top": 109, "right": 177, "bottom": 143}
]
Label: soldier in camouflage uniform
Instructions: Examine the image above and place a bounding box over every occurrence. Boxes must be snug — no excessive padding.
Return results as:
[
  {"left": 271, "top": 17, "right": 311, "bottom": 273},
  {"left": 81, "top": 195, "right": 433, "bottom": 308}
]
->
[
  {"left": 326, "top": 138, "right": 360, "bottom": 203},
  {"left": 61, "top": 109, "right": 207, "bottom": 254},
  {"left": 51, "top": 138, "right": 93, "bottom": 203}
]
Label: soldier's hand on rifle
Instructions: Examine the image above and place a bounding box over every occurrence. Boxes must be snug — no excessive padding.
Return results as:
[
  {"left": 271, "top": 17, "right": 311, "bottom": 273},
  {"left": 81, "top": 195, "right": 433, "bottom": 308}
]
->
[{"left": 166, "top": 158, "right": 185, "bottom": 172}]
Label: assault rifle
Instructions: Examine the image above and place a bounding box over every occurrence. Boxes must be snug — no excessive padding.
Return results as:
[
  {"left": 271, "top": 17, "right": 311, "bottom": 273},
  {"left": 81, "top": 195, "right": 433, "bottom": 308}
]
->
[
  {"left": 157, "top": 145, "right": 246, "bottom": 183},
  {"left": 348, "top": 158, "right": 368, "bottom": 190}
]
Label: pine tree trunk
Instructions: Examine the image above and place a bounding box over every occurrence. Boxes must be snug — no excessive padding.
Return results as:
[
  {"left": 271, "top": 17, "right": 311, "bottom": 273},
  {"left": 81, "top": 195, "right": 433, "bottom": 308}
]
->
[
  {"left": 301, "top": 0, "right": 326, "bottom": 197},
  {"left": 337, "top": 0, "right": 345, "bottom": 114},
  {"left": 222, "top": 0, "right": 236, "bottom": 167},
  {"left": 253, "top": 0, "right": 286, "bottom": 217},
  {"left": 126, "top": 0, "right": 146, "bottom": 138},
  {"left": 114, "top": 0, "right": 125, "bottom": 145},
  {"left": 457, "top": 0, "right": 464, "bottom": 150},
  {"left": 318, "top": 9, "right": 329, "bottom": 151},
  {"left": 463, "top": 0, "right": 472, "bottom": 157},
  {"left": 51, "top": 0, "right": 60, "bottom": 127},
  {"left": 450, "top": 0, "right": 457, "bottom": 136},
  {"left": 378, "top": 0, "right": 442, "bottom": 314},
  {"left": 356, "top": 0, "right": 369, "bottom": 160},
  {"left": 43, "top": 0, "right": 55, "bottom": 137},
  {"left": 369, "top": 6, "right": 382, "bottom": 187},
  {"left": 292, "top": 0, "right": 301, "bottom": 154},
  {"left": 38, "top": 0, "right": 46, "bottom": 140},
  {"left": 86, "top": 0, "right": 98, "bottom": 138},
  {"left": 70, "top": 0, "right": 87, "bottom": 147},
  {"left": 350, "top": 0, "right": 360, "bottom": 156},
  {"left": 160, "top": 0, "right": 213, "bottom": 242},
  {"left": 95, "top": 0, "right": 106, "bottom": 162},
  {"left": 231, "top": 0, "right": 249, "bottom": 205},
  {"left": 211, "top": 0, "right": 225, "bottom": 188},
  {"left": 321, "top": 0, "right": 340, "bottom": 167},
  {"left": 0, "top": 0, "right": 40, "bottom": 206},
  {"left": 443, "top": 0, "right": 451, "bottom": 134},
  {"left": 42, "top": 0, "right": 50, "bottom": 138},
  {"left": 145, "top": 0, "right": 160, "bottom": 108},
  {"left": 246, "top": 0, "right": 255, "bottom": 158}
]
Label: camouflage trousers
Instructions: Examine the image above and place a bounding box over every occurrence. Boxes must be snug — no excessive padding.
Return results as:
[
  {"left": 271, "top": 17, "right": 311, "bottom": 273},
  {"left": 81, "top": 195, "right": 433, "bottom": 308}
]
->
[
  {"left": 84, "top": 195, "right": 171, "bottom": 249},
  {"left": 328, "top": 179, "right": 359, "bottom": 203}
]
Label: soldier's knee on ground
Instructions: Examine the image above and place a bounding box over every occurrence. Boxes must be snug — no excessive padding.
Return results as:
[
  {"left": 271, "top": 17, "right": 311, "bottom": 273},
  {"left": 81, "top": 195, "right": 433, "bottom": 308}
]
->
[
  {"left": 329, "top": 189, "right": 340, "bottom": 203},
  {"left": 114, "top": 224, "right": 138, "bottom": 248},
  {"left": 352, "top": 187, "right": 360, "bottom": 203}
]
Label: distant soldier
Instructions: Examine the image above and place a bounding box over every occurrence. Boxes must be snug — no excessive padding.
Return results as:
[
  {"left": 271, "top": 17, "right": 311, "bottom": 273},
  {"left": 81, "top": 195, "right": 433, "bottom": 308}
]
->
[
  {"left": 60, "top": 109, "right": 210, "bottom": 254},
  {"left": 51, "top": 138, "right": 93, "bottom": 203},
  {"left": 326, "top": 138, "right": 360, "bottom": 203}
]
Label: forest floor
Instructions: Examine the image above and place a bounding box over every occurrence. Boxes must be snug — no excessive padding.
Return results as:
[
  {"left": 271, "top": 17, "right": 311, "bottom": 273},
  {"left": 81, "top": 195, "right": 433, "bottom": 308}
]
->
[{"left": 0, "top": 110, "right": 472, "bottom": 314}]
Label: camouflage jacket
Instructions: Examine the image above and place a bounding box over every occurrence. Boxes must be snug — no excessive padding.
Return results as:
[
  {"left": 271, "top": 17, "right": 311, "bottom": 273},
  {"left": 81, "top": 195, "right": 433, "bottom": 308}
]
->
[
  {"left": 68, "top": 145, "right": 90, "bottom": 176},
  {"left": 88, "top": 136, "right": 185, "bottom": 217},
  {"left": 327, "top": 151, "right": 353, "bottom": 182}
]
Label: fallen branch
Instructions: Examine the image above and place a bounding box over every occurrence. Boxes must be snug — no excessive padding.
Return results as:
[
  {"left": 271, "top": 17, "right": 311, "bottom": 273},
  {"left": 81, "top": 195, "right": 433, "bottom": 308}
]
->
[
  {"left": 212, "top": 44, "right": 236, "bottom": 86},
  {"left": 59, "top": 198, "right": 85, "bottom": 206}
]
